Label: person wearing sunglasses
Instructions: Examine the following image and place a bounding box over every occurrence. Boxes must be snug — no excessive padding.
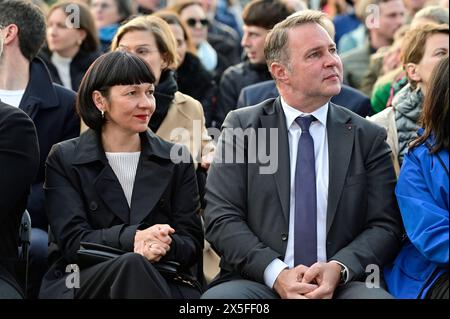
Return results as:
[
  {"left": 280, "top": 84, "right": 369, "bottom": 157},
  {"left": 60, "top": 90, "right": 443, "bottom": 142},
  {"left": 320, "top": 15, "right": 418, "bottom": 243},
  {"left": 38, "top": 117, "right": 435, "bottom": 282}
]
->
[
  {"left": 154, "top": 10, "right": 217, "bottom": 129},
  {"left": 186, "top": 17, "right": 210, "bottom": 28},
  {"left": 176, "top": 2, "right": 217, "bottom": 73}
]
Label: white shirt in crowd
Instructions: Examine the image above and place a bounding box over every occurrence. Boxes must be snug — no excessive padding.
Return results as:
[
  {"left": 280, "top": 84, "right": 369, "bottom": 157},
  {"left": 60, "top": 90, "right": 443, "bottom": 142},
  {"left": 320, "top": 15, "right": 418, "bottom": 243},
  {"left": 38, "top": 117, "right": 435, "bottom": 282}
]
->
[
  {"left": 51, "top": 52, "right": 73, "bottom": 90},
  {"left": 0, "top": 89, "right": 25, "bottom": 108}
]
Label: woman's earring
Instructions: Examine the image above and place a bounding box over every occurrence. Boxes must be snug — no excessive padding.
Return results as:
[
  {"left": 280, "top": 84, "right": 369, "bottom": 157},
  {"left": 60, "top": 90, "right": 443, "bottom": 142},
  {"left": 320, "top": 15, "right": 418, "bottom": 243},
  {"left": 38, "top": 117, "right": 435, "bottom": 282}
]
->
[{"left": 101, "top": 110, "right": 105, "bottom": 118}]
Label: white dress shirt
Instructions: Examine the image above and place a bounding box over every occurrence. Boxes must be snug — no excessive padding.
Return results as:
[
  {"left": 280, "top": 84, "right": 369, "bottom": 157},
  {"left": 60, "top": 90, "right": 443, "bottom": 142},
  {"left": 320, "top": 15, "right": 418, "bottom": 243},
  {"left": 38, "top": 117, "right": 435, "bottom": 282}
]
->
[{"left": 263, "top": 98, "right": 329, "bottom": 288}]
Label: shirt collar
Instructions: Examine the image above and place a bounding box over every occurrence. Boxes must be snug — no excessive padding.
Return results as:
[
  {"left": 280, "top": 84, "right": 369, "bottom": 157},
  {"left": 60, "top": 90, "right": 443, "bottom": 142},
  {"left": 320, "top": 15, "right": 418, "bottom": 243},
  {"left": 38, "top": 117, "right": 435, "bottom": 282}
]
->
[{"left": 280, "top": 97, "right": 329, "bottom": 130}]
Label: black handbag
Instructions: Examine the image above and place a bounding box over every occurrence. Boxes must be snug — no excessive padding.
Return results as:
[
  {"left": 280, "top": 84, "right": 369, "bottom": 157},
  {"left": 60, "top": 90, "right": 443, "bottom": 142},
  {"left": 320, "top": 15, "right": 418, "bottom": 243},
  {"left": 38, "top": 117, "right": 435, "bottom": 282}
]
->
[{"left": 76, "top": 242, "right": 202, "bottom": 291}]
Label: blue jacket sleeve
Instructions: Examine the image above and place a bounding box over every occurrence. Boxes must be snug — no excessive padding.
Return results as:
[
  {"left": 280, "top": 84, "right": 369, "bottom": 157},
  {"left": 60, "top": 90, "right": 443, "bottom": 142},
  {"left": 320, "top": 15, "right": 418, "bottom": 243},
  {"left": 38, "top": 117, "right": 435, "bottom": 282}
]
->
[{"left": 395, "top": 149, "right": 449, "bottom": 266}]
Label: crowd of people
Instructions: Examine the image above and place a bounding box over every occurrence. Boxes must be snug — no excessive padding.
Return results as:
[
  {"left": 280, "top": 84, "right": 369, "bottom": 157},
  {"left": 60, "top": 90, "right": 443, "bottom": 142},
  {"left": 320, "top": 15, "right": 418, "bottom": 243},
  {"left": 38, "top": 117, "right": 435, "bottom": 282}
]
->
[{"left": 0, "top": 0, "right": 448, "bottom": 299}]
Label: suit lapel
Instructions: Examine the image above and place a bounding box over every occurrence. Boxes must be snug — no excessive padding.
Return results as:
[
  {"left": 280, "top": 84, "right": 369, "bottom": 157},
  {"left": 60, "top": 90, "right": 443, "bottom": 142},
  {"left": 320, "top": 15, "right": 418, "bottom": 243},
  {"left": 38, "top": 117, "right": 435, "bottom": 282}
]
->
[
  {"left": 326, "top": 104, "right": 354, "bottom": 234},
  {"left": 129, "top": 131, "right": 174, "bottom": 224},
  {"left": 260, "top": 98, "right": 291, "bottom": 223}
]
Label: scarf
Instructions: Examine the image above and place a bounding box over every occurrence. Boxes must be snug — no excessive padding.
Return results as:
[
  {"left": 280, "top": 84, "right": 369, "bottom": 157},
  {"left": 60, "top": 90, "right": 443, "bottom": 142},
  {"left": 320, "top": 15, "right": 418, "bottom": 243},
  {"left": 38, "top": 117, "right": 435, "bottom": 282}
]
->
[
  {"left": 393, "top": 83, "right": 424, "bottom": 164},
  {"left": 149, "top": 70, "right": 178, "bottom": 132},
  {"left": 99, "top": 24, "right": 119, "bottom": 42}
]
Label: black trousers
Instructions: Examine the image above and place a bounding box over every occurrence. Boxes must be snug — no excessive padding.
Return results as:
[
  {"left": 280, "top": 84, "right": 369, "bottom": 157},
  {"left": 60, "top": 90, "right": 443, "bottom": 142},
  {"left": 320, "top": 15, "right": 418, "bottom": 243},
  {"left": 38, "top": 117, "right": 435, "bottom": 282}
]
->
[
  {"left": 41, "top": 253, "right": 201, "bottom": 299},
  {"left": 76, "top": 253, "right": 201, "bottom": 299}
]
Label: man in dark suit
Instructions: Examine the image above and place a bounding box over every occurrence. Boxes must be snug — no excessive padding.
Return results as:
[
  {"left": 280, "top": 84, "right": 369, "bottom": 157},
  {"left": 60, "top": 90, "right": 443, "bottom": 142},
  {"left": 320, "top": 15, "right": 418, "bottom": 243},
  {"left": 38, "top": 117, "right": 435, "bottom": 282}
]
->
[
  {"left": 202, "top": 10, "right": 403, "bottom": 299},
  {"left": 0, "top": 101, "right": 40, "bottom": 298},
  {"left": 0, "top": 0, "right": 80, "bottom": 298},
  {"left": 237, "top": 79, "right": 373, "bottom": 118}
]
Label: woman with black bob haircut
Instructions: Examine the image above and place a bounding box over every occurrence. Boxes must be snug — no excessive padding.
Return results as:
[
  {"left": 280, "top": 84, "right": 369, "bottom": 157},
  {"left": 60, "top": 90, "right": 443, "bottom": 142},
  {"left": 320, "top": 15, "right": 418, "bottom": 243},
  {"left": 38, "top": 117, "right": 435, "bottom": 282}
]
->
[{"left": 39, "top": 51, "right": 204, "bottom": 299}]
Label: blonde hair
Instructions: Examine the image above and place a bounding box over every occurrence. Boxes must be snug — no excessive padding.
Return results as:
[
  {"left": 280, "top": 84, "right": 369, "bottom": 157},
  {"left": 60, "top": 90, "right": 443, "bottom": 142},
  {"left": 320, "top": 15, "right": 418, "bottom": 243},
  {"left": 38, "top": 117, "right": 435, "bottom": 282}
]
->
[
  {"left": 401, "top": 23, "right": 449, "bottom": 86},
  {"left": 111, "top": 15, "right": 179, "bottom": 70}
]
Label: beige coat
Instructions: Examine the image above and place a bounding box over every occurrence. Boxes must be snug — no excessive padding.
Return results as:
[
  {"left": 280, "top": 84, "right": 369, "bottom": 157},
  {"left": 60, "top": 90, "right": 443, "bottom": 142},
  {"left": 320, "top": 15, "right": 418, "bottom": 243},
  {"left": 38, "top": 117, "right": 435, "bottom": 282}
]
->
[
  {"left": 158, "top": 93, "right": 219, "bottom": 282},
  {"left": 367, "top": 107, "right": 400, "bottom": 176},
  {"left": 156, "top": 92, "right": 214, "bottom": 169}
]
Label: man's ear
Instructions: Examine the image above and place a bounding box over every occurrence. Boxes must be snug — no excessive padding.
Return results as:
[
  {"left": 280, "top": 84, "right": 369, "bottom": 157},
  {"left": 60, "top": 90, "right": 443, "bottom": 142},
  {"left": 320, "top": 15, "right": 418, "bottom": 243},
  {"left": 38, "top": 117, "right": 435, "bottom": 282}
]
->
[
  {"left": 405, "top": 63, "right": 421, "bottom": 83},
  {"left": 270, "top": 62, "right": 289, "bottom": 84},
  {"left": 92, "top": 90, "right": 107, "bottom": 113},
  {"left": 2, "top": 24, "right": 19, "bottom": 45}
]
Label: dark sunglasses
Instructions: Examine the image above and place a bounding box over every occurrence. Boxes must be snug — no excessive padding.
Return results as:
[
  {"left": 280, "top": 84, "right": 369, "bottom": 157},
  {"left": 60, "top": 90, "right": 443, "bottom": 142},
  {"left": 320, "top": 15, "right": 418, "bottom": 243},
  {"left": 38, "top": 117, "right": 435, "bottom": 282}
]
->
[{"left": 186, "top": 18, "right": 209, "bottom": 28}]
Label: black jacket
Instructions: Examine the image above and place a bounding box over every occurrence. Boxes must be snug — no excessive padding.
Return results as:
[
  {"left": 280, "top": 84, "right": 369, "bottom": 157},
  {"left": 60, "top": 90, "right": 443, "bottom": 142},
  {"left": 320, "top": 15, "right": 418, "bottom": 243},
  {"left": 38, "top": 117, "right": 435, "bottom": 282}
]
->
[
  {"left": 207, "top": 20, "right": 241, "bottom": 83},
  {"left": 19, "top": 58, "right": 80, "bottom": 229},
  {"left": 214, "top": 61, "right": 272, "bottom": 128},
  {"left": 0, "top": 102, "right": 39, "bottom": 288},
  {"left": 38, "top": 48, "right": 101, "bottom": 92},
  {"left": 176, "top": 52, "right": 217, "bottom": 128},
  {"left": 41, "top": 129, "right": 203, "bottom": 297}
]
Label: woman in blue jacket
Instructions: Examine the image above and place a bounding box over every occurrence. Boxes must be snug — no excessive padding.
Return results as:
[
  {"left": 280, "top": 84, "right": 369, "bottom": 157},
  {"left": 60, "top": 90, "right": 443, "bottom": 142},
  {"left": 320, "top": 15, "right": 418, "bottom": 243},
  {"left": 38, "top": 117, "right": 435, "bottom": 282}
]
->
[{"left": 385, "top": 56, "right": 449, "bottom": 299}]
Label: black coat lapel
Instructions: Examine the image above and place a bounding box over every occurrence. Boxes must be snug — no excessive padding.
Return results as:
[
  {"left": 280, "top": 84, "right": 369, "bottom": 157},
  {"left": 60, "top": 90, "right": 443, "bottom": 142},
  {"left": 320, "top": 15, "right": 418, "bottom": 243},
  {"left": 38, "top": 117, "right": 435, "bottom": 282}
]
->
[
  {"left": 326, "top": 104, "right": 354, "bottom": 234},
  {"left": 94, "top": 165, "right": 130, "bottom": 224},
  {"left": 129, "top": 131, "right": 174, "bottom": 224},
  {"left": 73, "top": 130, "right": 131, "bottom": 223},
  {"left": 260, "top": 98, "right": 290, "bottom": 222},
  {"left": 19, "top": 59, "right": 59, "bottom": 120}
]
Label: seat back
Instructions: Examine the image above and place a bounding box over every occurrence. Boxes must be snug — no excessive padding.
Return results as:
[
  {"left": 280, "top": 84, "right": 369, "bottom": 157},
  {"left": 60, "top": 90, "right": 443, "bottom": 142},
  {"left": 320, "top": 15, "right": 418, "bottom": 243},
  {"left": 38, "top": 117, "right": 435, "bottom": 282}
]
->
[{"left": 18, "top": 210, "right": 32, "bottom": 298}]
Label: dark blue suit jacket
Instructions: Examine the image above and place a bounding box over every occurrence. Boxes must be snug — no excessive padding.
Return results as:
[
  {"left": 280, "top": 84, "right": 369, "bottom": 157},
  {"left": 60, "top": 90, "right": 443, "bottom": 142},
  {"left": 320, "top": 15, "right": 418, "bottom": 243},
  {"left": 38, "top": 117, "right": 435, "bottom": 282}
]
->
[
  {"left": 237, "top": 80, "right": 372, "bottom": 118},
  {"left": 0, "top": 102, "right": 39, "bottom": 293},
  {"left": 19, "top": 58, "right": 80, "bottom": 229}
]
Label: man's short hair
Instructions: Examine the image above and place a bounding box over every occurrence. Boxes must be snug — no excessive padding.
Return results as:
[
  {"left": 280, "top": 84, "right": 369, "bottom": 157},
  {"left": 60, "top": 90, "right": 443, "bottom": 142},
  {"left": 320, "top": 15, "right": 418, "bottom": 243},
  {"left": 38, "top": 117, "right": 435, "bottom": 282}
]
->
[
  {"left": 242, "top": 0, "right": 295, "bottom": 30},
  {"left": 77, "top": 51, "right": 156, "bottom": 132},
  {"left": 0, "top": 0, "right": 46, "bottom": 61},
  {"left": 264, "top": 10, "right": 334, "bottom": 69}
]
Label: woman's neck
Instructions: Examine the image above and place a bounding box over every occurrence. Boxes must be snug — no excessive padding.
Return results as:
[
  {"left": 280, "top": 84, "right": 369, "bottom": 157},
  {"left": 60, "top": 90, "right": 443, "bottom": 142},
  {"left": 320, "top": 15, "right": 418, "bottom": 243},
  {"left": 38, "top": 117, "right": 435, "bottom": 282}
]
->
[{"left": 101, "top": 126, "right": 141, "bottom": 152}]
